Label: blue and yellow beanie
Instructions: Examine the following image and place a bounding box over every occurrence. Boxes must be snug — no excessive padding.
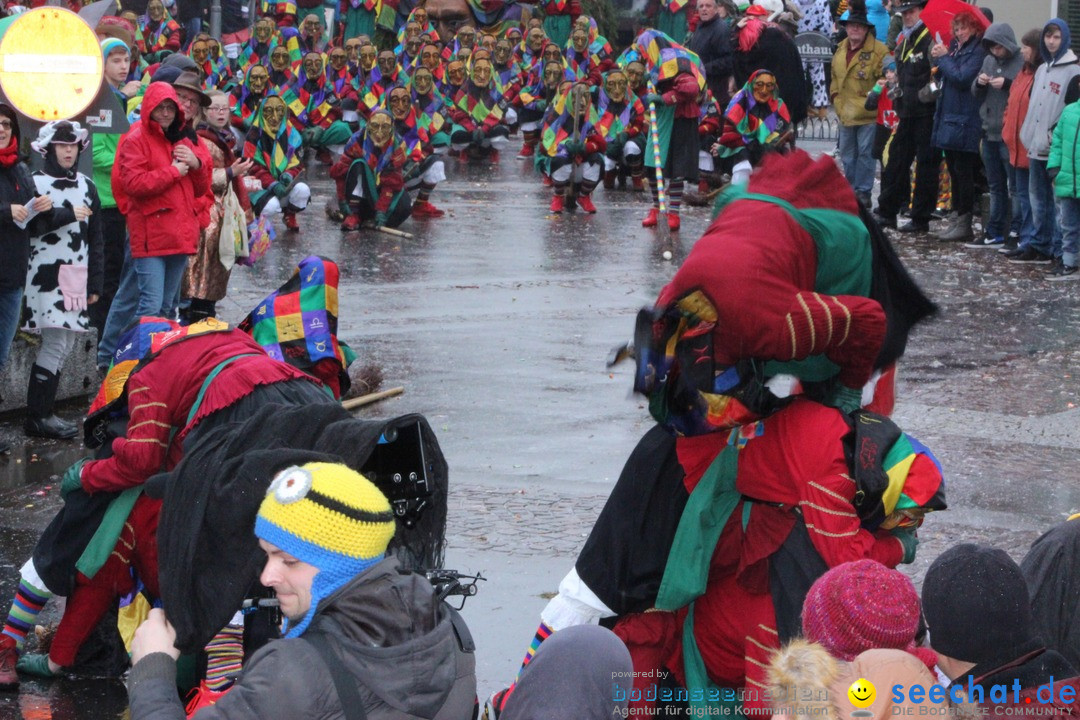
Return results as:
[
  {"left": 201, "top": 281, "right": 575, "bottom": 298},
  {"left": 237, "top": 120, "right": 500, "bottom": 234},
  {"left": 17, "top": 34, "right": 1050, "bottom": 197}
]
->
[{"left": 255, "top": 462, "right": 396, "bottom": 637}]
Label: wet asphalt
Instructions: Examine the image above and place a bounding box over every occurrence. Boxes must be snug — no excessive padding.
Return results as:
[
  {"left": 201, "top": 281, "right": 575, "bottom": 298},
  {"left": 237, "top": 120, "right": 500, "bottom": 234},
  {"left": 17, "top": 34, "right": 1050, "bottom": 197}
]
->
[{"left": 1, "top": 138, "right": 1079, "bottom": 717}]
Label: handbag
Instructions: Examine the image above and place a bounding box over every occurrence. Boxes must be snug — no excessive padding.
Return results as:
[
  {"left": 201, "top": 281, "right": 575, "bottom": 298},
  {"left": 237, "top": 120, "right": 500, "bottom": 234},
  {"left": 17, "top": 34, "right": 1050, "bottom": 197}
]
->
[
  {"left": 238, "top": 214, "right": 275, "bottom": 267},
  {"left": 218, "top": 184, "right": 250, "bottom": 270}
]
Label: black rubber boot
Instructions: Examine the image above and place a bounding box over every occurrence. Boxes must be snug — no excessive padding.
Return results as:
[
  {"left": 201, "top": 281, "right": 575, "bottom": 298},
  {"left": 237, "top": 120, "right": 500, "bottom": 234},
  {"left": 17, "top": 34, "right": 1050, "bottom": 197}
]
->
[{"left": 25, "top": 365, "right": 77, "bottom": 439}]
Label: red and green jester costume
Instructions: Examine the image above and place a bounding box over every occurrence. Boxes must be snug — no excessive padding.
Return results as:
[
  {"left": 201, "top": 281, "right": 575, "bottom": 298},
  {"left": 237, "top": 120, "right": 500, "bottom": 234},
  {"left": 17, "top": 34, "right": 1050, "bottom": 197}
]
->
[{"left": 501, "top": 150, "right": 942, "bottom": 718}]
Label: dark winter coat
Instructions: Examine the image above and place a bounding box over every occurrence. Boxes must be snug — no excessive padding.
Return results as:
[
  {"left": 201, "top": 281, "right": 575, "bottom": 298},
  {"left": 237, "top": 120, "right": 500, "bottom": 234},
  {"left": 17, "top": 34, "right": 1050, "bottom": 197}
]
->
[
  {"left": 733, "top": 21, "right": 809, "bottom": 125},
  {"left": 0, "top": 105, "right": 77, "bottom": 292},
  {"left": 931, "top": 33, "right": 986, "bottom": 152},
  {"left": 893, "top": 23, "right": 935, "bottom": 118},
  {"left": 689, "top": 15, "right": 735, "bottom": 108},
  {"left": 128, "top": 558, "right": 478, "bottom": 720},
  {"left": 971, "top": 23, "right": 1022, "bottom": 142},
  {"left": 113, "top": 82, "right": 212, "bottom": 259}
]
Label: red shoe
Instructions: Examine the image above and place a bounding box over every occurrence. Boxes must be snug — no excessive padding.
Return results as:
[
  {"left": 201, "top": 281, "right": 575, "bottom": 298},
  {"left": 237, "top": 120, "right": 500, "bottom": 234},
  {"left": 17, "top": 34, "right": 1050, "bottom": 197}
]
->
[
  {"left": 541, "top": 174, "right": 553, "bottom": 187},
  {"left": 340, "top": 214, "right": 360, "bottom": 232},
  {"left": 642, "top": 207, "right": 660, "bottom": 227},
  {"left": 412, "top": 200, "right": 445, "bottom": 218},
  {"left": 667, "top": 212, "right": 681, "bottom": 231},
  {"left": 283, "top": 210, "right": 299, "bottom": 232},
  {"left": 631, "top": 175, "right": 644, "bottom": 192},
  {"left": 185, "top": 681, "right": 232, "bottom": 717},
  {"left": 0, "top": 635, "right": 18, "bottom": 691},
  {"left": 550, "top": 194, "right": 565, "bottom": 213},
  {"left": 516, "top": 143, "right": 534, "bottom": 159},
  {"left": 316, "top": 147, "right": 333, "bottom": 165},
  {"left": 578, "top": 194, "right": 597, "bottom": 213}
]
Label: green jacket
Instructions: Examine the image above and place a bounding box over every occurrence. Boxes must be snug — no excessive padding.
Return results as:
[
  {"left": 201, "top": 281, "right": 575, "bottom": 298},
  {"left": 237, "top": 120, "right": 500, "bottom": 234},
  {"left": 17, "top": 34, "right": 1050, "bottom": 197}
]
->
[
  {"left": 1049, "top": 101, "right": 1080, "bottom": 199},
  {"left": 91, "top": 132, "right": 120, "bottom": 210},
  {"left": 831, "top": 37, "right": 889, "bottom": 127}
]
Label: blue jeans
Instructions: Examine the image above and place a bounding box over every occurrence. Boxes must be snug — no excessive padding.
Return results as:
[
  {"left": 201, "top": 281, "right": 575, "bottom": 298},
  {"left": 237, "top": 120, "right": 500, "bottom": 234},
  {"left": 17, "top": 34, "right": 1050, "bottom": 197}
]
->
[
  {"left": 1014, "top": 166, "right": 1035, "bottom": 249},
  {"left": 0, "top": 288, "right": 23, "bottom": 369},
  {"left": 134, "top": 254, "right": 188, "bottom": 319},
  {"left": 97, "top": 244, "right": 138, "bottom": 367},
  {"left": 981, "top": 139, "right": 1014, "bottom": 238},
  {"left": 1028, "top": 158, "right": 1061, "bottom": 257},
  {"left": 1058, "top": 197, "right": 1080, "bottom": 268},
  {"left": 838, "top": 123, "right": 877, "bottom": 195}
]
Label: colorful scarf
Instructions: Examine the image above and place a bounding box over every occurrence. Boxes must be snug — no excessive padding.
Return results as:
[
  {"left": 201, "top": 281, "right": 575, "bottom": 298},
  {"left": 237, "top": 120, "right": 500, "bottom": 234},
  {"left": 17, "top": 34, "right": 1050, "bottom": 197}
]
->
[
  {"left": 282, "top": 64, "right": 337, "bottom": 128},
  {"left": 540, "top": 85, "right": 598, "bottom": 158},
  {"left": 453, "top": 79, "right": 504, "bottom": 127},
  {"left": 564, "top": 45, "right": 595, "bottom": 83},
  {"left": 594, "top": 80, "right": 644, "bottom": 140},
  {"left": 139, "top": 11, "right": 180, "bottom": 53},
  {"left": 243, "top": 101, "right": 303, "bottom": 178},
  {"left": 722, "top": 69, "right": 791, "bottom": 150}
]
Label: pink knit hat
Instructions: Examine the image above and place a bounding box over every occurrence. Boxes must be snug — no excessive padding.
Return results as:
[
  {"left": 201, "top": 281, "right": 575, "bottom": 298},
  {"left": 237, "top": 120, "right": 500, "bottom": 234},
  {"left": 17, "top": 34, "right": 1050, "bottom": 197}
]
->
[{"left": 801, "top": 560, "right": 926, "bottom": 662}]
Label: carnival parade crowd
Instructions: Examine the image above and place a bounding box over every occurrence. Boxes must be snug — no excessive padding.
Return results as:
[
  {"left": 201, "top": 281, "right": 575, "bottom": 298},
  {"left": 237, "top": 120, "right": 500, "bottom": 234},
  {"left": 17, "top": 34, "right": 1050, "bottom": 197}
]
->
[{"left": 0, "top": 0, "right": 1075, "bottom": 717}]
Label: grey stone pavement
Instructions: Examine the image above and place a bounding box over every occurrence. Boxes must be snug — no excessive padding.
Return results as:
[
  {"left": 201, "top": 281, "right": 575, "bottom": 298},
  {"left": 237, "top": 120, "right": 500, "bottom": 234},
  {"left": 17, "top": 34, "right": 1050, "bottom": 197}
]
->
[{"left": 1, "top": 135, "right": 1079, "bottom": 715}]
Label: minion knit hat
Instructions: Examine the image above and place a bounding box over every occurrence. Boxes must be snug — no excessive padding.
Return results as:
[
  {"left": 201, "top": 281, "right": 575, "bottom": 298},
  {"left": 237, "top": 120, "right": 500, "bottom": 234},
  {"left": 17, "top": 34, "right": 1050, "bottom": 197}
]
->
[{"left": 255, "top": 462, "right": 396, "bottom": 637}]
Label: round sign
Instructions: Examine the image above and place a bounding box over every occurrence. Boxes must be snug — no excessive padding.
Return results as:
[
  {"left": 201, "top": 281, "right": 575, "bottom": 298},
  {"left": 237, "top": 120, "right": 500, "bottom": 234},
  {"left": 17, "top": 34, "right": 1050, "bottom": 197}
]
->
[{"left": 0, "top": 7, "right": 103, "bottom": 121}]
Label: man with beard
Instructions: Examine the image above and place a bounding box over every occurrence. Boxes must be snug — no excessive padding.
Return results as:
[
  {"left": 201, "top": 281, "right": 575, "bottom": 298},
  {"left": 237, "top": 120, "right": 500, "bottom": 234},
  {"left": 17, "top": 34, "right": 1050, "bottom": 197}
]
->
[
  {"left": 331, "top": 110, "right": 412, "bottom": 230},
  {"left": 386, "top": 86, "right": 447, "bottom": 218},
  {"left": 285, "top": 52, "right": 352, "bottom": 164},
  {"left": 688, "top": 0, "right": 735, "bottom": 108},
  {"left": 449, "top": 56, "right": 511, "bottom": 160},
  {"left": 244, "top": 96, "right": 310, "bottom": 231},
  {"left": 542, "top": 82, "right": 605, "bottom": 213},
  {"left": 595, "top": 69, "right": 646, "bottom": 190}
]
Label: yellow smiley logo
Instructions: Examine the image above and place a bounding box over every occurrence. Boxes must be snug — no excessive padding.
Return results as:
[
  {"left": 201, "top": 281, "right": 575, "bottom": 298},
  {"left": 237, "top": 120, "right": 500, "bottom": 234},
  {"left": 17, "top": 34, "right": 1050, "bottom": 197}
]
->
[{"left": 848, "top": 678, "right": 876, "bottom": 709}]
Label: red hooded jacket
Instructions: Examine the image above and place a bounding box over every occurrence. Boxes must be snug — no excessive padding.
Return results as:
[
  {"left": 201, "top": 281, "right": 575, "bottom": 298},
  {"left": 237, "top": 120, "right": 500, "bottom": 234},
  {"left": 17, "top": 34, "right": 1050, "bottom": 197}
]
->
[{"left": 112, "top": 82, "right": 213, "bottom": 259}]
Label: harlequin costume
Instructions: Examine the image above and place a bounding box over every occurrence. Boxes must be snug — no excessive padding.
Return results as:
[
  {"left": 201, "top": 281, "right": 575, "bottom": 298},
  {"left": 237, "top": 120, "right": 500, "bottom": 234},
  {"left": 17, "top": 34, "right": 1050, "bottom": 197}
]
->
[
  {"left": 137, "top": 0, "right": 181, "bottom": 63},
  {"left": 188, "top": 36, "right": 229, "bottom": 90},
  {"left": 448, "top": 57, "right": 511, "bottom": 160},
  {"left": 516, "top": 61, "right": 570, "bottom": 161},
  {"left": 633, "top": 29, "right": 706, "bottom": 231},
  {"left": 541, "top": 83, "right": 605, "bottom": 213},
  {"left": 504, "top": 151, "right": 940, "bottom": 717},
  {"left": 243, "top": 96, "right": 311, "bottom": 231},
  {"left": 594, "top": 68, "right": 646, "bottom": 190},
  {"left": 12, "top": 319, "right": 330, "bottom": 676},
  {"left": 385, "top": 84, "right": 448, "bottom": 218},
  {"left": 283, "top": 52, "right": 353, "bottom": 163},
  {"left": 696, "top": 89, "right": 724, "bottom": 193},
  {"left": 651, "top": 0, "right": 692, "bottom": 44},
  {"left": 330, "top": 110, "right": 412, "bottom": 230},
  {"left": 564, "top": 26, "right": 607, "bottom": 86},
  {"left": 261, "top": 0, "right": 299, "bottom": 27},
  {"left": 229, "top": 65, "right": 271, "bottom": 145},
  {"left": 717, "top": 69, "right": 794, "bottom": 185},
  {"left": 267, "top": 45, "right": 298, "bottom": 94}
]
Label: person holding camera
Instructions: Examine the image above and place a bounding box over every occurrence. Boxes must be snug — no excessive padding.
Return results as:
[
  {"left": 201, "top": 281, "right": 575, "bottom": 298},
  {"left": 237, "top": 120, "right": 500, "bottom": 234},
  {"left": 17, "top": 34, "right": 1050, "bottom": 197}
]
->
[{"left": 831, "top": 2, "right": 888, "bottom": 208}]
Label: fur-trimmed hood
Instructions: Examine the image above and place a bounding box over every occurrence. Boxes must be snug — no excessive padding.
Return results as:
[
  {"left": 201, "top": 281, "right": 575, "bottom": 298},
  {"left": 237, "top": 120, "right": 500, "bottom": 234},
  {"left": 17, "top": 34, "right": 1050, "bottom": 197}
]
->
[{"left": 768, "top": 640, "right": 939, "bottom": 720}]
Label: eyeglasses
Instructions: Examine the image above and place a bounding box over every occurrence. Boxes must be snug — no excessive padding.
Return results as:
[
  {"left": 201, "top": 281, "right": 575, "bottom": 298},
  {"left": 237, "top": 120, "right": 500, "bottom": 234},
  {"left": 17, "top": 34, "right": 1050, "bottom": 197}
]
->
[
  {"left": 753, "top": 81, "right": 776, "bottom": 90},
  {"left": 0, "top": 120, "right": 12, "bottom": 129},
  {"left": 207, "top": 106, "right": 230, "bottom": 113}
]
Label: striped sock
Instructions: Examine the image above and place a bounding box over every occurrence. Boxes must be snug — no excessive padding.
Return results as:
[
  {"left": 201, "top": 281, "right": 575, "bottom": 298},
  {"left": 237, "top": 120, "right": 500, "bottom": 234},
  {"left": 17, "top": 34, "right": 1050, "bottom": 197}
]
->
[
  {"left": 669, "top": 178, "right": 685, "bottom": 213},
  {"left": 649, "top": 178, "right": 660, "bottom": 207},
  {"left": 3, "top": 579, "right": 52, "bottom": 651},
  {"left": 516, "top": 621, "right": 553, "bottom": 680},
  {"left": 203, "top": 623, "right": 244, "bottom": 692}
]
